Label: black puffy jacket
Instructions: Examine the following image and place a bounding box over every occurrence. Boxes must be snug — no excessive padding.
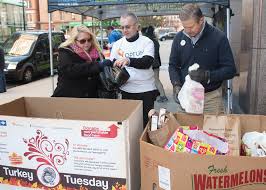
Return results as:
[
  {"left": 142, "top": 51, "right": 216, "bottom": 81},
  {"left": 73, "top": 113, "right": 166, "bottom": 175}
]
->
[{"left": 52, "top": 47, "right": 101, "bottom": 98}]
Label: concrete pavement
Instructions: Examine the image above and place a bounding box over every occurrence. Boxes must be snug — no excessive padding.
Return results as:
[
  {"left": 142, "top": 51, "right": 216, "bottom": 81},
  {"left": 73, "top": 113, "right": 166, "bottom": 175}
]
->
[{"left": 0, "top": 77, "right": 56, "bottom": 105}]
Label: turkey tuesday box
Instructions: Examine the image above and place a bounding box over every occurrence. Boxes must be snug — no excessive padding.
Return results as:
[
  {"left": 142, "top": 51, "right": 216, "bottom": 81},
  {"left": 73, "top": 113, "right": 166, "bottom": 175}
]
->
[
  {"left": 0, "top": 97, "right": 143, "bottom": 190},
  {"left": 140, "top": 113, "right": 266, "bottom": 190}
]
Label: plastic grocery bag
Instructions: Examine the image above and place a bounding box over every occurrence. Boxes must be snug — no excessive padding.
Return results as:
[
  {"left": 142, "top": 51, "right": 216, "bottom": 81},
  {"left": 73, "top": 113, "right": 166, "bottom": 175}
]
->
[
  {"left": 178, "top": 64, "right": 204, "bottom": 114},
  {"left": 242, "top": 131, "right": 266, "bottom": 157}
]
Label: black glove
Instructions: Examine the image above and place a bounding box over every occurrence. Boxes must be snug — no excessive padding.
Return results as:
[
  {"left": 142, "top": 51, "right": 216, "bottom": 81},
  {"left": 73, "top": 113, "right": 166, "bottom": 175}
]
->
[
  {"left": 189, "top": 69, "right": 210, "bottom": 84},
  {"left": 173, "top": 85, "right": 181, "bottom": 103},
  {"left": 99, "top": 59, "right": 114, "bottom": 71}
]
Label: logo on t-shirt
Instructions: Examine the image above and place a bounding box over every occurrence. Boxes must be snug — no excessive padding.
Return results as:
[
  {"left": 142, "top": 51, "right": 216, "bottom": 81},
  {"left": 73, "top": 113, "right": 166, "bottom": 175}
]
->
[
  {"left": 125, "top": 50, "right": 144, "bottom": 58},
  {"left": 117, "top": 49, "right": 125, "bottom": 57}
]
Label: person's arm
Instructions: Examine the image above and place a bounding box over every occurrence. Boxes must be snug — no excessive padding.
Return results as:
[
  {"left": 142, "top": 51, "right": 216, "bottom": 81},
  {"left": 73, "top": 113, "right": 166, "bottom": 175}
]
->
[
  {"left": 209, "top": 36, "right": 236, "bottom": 83},
  {"left": 128, "top": 55, "right": 154, "bottom": 69},
  {"left": 58, "top": 49, "right": 100, "bottom": 79},
  {"left": 168, "top": 36, "right": 182, "bottom": 86}
]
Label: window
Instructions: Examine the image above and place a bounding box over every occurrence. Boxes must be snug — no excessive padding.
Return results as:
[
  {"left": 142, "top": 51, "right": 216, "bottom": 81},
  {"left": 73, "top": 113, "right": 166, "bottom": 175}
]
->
[
  {"left": 26, "top": 0, "right": 32, "bottom": 9},
  {"left": 27, "top": 14, "right": 32, "bottom": 22},
  {"left": 71, "top": 13, "right": 75, "bottom": 20}
]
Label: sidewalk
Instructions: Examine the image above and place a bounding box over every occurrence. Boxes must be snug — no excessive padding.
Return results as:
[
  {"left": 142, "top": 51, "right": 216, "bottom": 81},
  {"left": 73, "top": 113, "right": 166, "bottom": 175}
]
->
[
  {"left": 0, "top": 71, "right": 175, "bottom": 106},
  {"left": 0, "top": 77, "right": 56, "bottom": 105}
]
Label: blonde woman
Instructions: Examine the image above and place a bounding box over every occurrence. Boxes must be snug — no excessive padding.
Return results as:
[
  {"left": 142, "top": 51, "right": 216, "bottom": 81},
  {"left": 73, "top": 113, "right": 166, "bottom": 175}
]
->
[{"left": 53, "top": 25, "right": 106, "bottom": 98}]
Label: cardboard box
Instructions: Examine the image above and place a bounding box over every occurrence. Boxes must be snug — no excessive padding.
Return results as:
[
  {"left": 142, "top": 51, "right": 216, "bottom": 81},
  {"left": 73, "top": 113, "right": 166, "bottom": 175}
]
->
[
  {"left": 0, "top": 97, "right": 143, "bottom": 190},
  {"left": 140, "top": 113, "right": 266, "bottom": 190}
]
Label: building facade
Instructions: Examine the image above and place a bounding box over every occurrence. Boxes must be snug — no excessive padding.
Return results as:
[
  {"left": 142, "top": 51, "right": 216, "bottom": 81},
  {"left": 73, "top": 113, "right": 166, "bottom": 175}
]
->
[
  {"left": 26, "top": 0, "right": 93, "bottom": 32},
  {"left": 0, "top": 0, "right": 25, "bottom": 43},
  {"left": 25, "top": 0, "right": 120, "bottom": 36},
  {"left": 163, "top": 15, "right": 183, "bottom": 31}
]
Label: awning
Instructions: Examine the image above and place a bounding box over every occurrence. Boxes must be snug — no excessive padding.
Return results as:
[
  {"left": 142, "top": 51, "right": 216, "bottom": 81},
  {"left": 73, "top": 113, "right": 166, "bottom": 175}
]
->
[
  {"left": 68, "top": 20, "right": 120, "bottom": 27},
  {"left": 48, "top": 0, "right": 230, "bottom": 20}
]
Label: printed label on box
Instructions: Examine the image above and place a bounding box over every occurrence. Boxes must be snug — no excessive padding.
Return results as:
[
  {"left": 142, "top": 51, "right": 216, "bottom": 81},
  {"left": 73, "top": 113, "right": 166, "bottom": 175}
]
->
[
  {"left": 158, "top": 165, "right": 171, "bottom": 190},
  {"left": 0, "top": 116, "right": 127, "bottom": 190}
]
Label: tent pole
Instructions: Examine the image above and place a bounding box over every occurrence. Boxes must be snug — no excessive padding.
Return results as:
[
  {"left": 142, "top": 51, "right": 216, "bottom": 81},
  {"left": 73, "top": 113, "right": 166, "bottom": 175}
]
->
[
  {"left": 48, "top": 13, "right": 55, "bottom": 94},
  {"left": 100, "top": 19, "right": 103, "bottom": 49},
  {"left": 92, "top": 17, "right": 94, "bottom": 33},
  {"left": 226, "top": 7, "right": 232, "bottom": 114},
  {"left": 81, "top": 14, "right": 84, "bottom": 24}
]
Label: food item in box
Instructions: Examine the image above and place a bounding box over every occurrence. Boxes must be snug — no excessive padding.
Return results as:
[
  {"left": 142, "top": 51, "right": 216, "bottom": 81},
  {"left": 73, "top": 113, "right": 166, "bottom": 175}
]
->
[
  {"left": 147, "top": 110, "right": 179, "bottom": 147},
  {"left": 164, "top": 127, "right": 228, "bottom": 155},
  {"left": 179, "top": 125, "right": 199, "bottom": 131},
  {"left": 242, "top": 131, "right": 266, "bottom": 157},
  {"left": 184, "top": 129, "right": 229, "bottom": 154}
]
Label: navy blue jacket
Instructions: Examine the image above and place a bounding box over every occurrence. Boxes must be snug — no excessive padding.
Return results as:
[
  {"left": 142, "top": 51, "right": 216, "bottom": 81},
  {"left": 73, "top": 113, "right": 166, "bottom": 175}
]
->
[{"left": 169, "top": 22, "right": 236, "bottom": 92}]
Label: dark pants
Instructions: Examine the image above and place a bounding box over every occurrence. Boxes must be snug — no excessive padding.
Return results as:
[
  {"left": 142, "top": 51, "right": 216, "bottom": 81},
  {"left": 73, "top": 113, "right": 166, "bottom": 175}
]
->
[
  {"left": 0, "top": 70, "right": 6, "bottom": 93},
  {"left": 121, "top": 90, "right": 158, "bottom": 129}
]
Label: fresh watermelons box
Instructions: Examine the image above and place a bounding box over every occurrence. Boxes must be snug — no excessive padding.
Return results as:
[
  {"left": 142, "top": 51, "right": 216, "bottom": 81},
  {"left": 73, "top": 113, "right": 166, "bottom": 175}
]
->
[{"left": 140, "top": 113, "right": 266, "bottom": 190}]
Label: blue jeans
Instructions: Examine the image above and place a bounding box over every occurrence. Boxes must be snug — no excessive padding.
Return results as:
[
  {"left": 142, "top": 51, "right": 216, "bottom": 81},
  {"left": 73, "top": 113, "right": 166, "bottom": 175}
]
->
[{"left": 0, "top": 70, "right": 6, "bottom": 93}]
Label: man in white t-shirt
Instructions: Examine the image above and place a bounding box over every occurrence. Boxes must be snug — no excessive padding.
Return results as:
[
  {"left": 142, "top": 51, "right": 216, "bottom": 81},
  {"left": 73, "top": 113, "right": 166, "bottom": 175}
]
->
[{"left": 110, "top": 12, "right": 158, "bottom": 127}]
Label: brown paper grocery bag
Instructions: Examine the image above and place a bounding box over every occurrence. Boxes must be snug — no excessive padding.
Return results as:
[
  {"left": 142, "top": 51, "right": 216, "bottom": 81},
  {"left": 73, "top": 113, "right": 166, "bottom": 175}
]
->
[
  {"left": 148, "top": 112, "right": 179, "bottom": 147},
  {"left": 203, "top": 115, "right": 241, "bottom": 156}
]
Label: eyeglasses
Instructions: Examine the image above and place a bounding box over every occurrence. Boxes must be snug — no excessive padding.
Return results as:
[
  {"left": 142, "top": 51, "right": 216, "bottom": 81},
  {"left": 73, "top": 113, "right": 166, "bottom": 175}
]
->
[{"left": 76, "top": 38, "right": 91, "bottom": 44}]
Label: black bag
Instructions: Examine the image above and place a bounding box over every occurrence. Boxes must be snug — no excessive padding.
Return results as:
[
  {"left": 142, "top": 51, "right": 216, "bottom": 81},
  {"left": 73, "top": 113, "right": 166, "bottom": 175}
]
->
[
  {"left": 98, "top": 88, "right": 117, "bottom": 99},
  {"left": 99, "top": 66, "right": 130, "bottom": 91}
]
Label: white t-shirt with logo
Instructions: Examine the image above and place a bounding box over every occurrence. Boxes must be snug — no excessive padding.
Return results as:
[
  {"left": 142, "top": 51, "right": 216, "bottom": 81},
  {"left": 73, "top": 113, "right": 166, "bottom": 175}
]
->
[{"left": 110, "top": 35, "right": 156, "bottom": 93}]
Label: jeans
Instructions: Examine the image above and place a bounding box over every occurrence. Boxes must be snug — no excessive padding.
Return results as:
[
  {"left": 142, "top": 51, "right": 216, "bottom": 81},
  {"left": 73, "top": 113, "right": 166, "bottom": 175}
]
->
[
  {"left": 153, "top": 68, "right": 166, "bottom": 97},
  {"left": 0, "top": 70, "right": 6, "bottom": 93}
]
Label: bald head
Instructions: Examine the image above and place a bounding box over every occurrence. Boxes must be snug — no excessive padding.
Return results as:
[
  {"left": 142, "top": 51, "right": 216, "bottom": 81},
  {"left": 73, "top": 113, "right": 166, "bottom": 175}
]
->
[{"left": 121, "top": 12, "right": 139, "bottom": 24}]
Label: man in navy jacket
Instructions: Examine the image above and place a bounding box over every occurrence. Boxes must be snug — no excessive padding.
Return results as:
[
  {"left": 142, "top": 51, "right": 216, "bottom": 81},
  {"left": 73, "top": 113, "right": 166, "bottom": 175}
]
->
[{"left": 169, "top": 4, "right": 236, "bottom": 113}]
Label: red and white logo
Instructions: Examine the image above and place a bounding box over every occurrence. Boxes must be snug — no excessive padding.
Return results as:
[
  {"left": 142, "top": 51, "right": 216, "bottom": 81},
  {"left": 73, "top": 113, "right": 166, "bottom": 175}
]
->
[{"left": 81, "top": 124, "right": 119, "bottom": 138}]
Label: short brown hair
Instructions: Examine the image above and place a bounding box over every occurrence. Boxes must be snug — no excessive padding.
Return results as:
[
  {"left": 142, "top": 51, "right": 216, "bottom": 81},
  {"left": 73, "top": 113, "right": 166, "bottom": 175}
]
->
[{"left": 179, "top": 4, "right": 203, "bottom": 22}]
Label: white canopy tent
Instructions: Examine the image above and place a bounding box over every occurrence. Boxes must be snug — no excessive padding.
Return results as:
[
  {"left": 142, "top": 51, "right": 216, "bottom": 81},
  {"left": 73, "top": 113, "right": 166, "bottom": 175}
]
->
[{"left": 47, "top": 0, "right": 233, "bottom": 113}]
